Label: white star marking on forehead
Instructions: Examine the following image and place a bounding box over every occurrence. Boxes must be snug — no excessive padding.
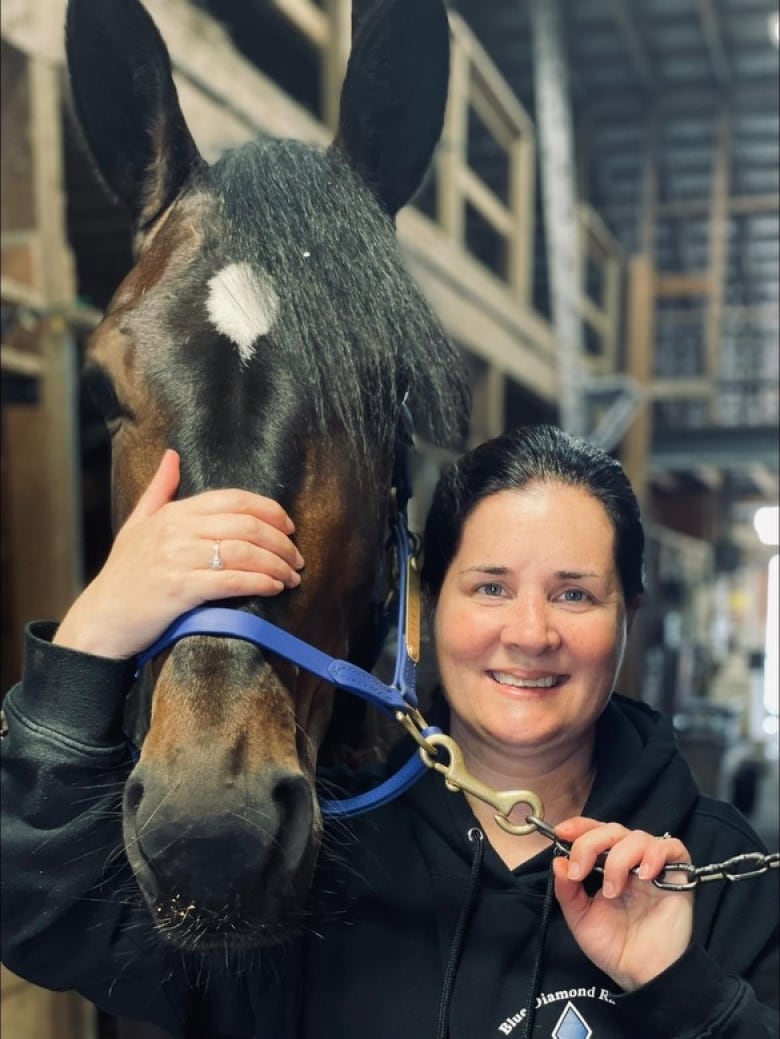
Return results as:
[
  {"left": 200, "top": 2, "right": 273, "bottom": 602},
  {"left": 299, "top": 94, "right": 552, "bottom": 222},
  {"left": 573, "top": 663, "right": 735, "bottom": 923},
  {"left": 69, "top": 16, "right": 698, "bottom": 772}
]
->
[{"left": 206, "top": 262, "right": 280, "bottom": 364}]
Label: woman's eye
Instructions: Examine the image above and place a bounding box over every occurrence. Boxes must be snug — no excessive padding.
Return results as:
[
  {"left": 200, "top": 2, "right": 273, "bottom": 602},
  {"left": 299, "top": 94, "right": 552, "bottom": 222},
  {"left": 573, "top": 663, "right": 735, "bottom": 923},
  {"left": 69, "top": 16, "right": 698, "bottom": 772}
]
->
[
  {"left": 559, "top": 588, "right": 591, "bottom": 604},
  {"left": 476, "top": 582, "right": 504, "bottom": 597}
]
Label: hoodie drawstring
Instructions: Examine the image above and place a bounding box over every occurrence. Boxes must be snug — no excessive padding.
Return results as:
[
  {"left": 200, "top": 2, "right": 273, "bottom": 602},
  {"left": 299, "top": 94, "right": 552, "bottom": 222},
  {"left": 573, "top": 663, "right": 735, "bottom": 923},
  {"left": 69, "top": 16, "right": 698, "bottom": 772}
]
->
[
  {"left": 435, "top": 827, "right": 485, "bottom": 1039},
  {"left": 519, "top": 861, "right": 556, "bottom": 1039},
  {"left": 435, "top": 830, "right": 557, "bottom": 1039}
]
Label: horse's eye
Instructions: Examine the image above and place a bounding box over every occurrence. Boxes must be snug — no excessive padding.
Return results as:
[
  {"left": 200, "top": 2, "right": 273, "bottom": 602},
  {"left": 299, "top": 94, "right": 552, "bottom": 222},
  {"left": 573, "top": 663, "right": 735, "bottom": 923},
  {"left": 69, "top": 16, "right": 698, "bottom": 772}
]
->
[{"left": 83, "top": 367, "right": 127, "bottom": 425}]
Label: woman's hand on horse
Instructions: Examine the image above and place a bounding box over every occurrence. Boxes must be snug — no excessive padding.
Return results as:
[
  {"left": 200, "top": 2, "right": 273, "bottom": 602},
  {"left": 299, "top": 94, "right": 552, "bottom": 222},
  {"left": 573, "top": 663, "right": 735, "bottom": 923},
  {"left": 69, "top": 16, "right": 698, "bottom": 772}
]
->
[
  {"left": 54, "top": 449, "right": 304, "bottom": 659},
  {"left": 551, "top": 816, "right": 694, "bottom": 992}
]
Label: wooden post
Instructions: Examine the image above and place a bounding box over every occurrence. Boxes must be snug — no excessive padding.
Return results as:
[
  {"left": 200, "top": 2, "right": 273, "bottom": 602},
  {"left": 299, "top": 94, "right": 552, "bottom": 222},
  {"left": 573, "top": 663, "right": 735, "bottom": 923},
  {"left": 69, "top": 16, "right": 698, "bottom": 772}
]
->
[
  {"left": 622, "top": 255, "right": 656, "bottom": 508},
  {"left": 1, "top": 45, "right": 81, "bottom": 681},
  {"left": 470, "top": 362, "right": 506, "bottom": 444},
  {"left": 323, "top": 0, "right": 351, "bottom": 132},
  {"left": 436, "top": 29, "right": 469, "bottom": 247},
  {"left": 507, "top": 132, "right": 535, "bottom": 302},
  {"left": 619, "top": 254, "right": 656, "bottom": 702},
  {"left": 705, "top": 107, "right": 731, "bottom": 418},
  {"left": 0, "top": 966, "right": 97, "bottom": 1039}
]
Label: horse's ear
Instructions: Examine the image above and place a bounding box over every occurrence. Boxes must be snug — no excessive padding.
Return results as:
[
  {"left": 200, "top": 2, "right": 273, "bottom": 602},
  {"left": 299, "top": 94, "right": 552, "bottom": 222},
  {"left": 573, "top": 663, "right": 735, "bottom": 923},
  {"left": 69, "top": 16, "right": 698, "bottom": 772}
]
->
[
  {"left": 334, "top": 0, "right": 450, "bottom": 217},
  {"left": 65, "top": 0, "right": 203, "bottom": 231}
]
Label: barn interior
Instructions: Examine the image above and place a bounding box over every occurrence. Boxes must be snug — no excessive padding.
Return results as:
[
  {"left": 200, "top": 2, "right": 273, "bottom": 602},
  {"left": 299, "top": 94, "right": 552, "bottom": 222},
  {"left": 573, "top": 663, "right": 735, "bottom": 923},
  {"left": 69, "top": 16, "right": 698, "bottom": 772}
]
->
[{"left": 1, "top": 1, "right": 778, "bottom": 1036}]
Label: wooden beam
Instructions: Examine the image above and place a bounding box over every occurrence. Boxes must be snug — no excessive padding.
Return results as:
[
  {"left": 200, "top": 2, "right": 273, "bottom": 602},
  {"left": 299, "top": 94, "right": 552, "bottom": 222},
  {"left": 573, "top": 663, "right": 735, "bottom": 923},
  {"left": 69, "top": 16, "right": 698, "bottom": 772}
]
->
[
  {"left": 579, "top": 294, "right": 611, "bottom": 337},
  {"left": 693, "top": 465, "right": 723, "bottom": 489},
  {"left": 580, "top": 203, "right": 622, "bottom": 262},
  {"left": 507, "top": 133, "right": 536, "bottom": 302},
  {"left": 729, "top": 194, "right": 780, "bottom": 215},
  {"left": 458, "top": 166, "right": 514, "bottom": 237},
  {"left": 470, "top": 77, "right": 517, "bottom": 152},
  {"left": 601, "top": 253, "right": 621, "bottom": 371},
  {"left": 655, "top": 273, "right": 710, "bottom": 297},
  {"left": 705, "top": 108, "right": 732, "bottom": 394},
  {"left": 1, "top": 275, "right": 45, "bottom": 310},
  {"left": 649, "top": 377, "right": 713, "bottom": 399},
  {"left": 397, "top": 207, "right": 558, "bottom": 400},
  {"left": 748, "top": 464, "right": 778, "bottom": 499},
  {"left": 606, "top": 193, "right": 780, "bottom": 223},
  {"left": 695, "top": 0, "right": 731, "bottom": 86},
  {"left": 471, "top": 362, "right": 506, "bottom": 442},
  {"left": 437, "top": 31, "right": 469, "bottom": 245},
  {"left": 622, "top": 255, "right": 655, "bottom": 509},
  {"left": 1, "top": 345, "right": 44, "bottom": 376},
  {"left": 269, "top": 0, "right": 329, "bottom": 49},
  {"left": 322, "top": 0, "right": 351, "bottom": 131},
  {"left": 449, "top": 14, "right": 534, "bottom": 137},
  {"left": 656, "top": 193, "right": 780, "bottom": 219}
]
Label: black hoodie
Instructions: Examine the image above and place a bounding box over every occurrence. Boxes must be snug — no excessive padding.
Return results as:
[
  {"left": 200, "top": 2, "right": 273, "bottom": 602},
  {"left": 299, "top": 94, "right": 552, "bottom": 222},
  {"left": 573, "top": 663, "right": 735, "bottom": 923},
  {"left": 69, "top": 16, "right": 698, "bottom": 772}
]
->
[{"left": 1, "top": 623, "right": 778, "bottom": 1038}]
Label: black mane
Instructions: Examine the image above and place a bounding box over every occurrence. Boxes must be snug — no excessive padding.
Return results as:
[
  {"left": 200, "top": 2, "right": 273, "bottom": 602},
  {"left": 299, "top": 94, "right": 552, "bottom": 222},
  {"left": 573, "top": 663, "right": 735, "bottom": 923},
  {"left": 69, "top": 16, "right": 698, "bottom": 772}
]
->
[{"left": 210, "top": 139, "right": 469, "bottom": 456}]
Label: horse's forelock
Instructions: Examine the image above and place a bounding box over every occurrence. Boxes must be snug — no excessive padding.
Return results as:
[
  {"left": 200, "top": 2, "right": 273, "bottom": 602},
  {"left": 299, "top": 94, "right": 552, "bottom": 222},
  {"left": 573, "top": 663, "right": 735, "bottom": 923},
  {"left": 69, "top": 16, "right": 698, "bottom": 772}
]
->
[
  {"left": 131, "top": 137, "right": 467, "bottom": 498},
  {"left": 208, "top": 139, "right": 468, "bottom": 449}
]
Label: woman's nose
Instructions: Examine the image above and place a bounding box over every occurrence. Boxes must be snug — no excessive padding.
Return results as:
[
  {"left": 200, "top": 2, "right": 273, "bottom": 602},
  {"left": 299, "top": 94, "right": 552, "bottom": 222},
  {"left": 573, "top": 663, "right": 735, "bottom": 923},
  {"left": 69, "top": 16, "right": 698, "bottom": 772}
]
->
[{"left": 500, "top": 596, "right": 560, "bottom": 654}]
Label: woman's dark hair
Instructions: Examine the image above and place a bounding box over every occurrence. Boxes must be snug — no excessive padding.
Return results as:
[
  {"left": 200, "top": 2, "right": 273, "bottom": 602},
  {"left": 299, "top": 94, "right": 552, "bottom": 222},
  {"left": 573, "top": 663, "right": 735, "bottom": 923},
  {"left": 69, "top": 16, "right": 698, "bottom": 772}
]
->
[{"left": 421, "top": 425, "right": 645, "bottom": 608}]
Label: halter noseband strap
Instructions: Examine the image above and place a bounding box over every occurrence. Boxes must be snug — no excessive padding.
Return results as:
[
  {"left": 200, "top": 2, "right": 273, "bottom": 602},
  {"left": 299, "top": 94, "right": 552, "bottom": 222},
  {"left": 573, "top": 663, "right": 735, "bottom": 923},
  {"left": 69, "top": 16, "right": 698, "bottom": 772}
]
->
[
  {"left": 135, "top": 405, "right": 440, "bottom": 818},
  {"left": 135, "top": 511, "right": 439, "bottom": 817}
]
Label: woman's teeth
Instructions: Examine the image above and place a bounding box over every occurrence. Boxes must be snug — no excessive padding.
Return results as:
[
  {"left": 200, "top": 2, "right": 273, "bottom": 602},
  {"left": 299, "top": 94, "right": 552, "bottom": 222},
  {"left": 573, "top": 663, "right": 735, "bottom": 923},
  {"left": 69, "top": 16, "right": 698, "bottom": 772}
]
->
[{"left": 489, "top": 672, "right": 560, "bottom": 689}]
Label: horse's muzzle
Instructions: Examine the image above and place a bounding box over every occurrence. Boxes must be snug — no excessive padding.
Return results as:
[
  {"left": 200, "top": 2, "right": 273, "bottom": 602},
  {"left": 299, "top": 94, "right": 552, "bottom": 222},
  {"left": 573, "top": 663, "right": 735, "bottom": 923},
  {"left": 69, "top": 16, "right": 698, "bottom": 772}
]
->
[{"left": 123, "top": 762, "right": 316, "bottom": 948}]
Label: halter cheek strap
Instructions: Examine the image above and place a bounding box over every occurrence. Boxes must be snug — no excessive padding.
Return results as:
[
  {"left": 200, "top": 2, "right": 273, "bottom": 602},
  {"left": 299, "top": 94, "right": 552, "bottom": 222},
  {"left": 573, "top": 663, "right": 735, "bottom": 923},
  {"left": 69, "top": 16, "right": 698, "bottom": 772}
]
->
[{"left": 135, "top": 511, "right": 440, "bottom": 818}]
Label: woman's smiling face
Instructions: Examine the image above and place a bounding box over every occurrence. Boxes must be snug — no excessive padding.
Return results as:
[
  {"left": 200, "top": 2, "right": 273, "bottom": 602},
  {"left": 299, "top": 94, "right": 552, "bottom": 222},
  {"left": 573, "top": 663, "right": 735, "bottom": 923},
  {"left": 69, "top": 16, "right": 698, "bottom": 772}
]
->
[{"left": 433, "top": 482, "right": 629, "bottom": 758}]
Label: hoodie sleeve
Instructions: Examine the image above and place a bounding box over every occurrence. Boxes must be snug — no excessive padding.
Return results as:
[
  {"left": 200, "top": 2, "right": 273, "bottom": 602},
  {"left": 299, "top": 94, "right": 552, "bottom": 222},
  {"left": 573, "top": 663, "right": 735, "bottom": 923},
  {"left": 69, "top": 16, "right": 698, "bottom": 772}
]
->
[
  {"left": 613, "top": 806, "right": 779, "bottom": 1039},
  {"left": 614, "top": 940, "right": 778, "bottom": 1039},
  {"left": 0, "top": 623, "right": 188, "bottom": 1036}
]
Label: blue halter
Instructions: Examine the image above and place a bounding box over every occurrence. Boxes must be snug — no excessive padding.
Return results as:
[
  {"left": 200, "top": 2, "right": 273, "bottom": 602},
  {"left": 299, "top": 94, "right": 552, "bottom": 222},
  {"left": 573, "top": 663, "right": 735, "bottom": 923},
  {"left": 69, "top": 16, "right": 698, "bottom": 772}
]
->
[{"left": 135, "top": 409, "right": 440, "bottom": 818}]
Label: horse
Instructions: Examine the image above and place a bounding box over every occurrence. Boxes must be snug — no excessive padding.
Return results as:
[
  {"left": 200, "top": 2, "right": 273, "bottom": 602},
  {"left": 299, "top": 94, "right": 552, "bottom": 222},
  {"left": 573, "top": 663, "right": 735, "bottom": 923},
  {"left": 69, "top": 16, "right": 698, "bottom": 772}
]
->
[{"left": 65, "top": 0, "right": 469, "bottom": 952}]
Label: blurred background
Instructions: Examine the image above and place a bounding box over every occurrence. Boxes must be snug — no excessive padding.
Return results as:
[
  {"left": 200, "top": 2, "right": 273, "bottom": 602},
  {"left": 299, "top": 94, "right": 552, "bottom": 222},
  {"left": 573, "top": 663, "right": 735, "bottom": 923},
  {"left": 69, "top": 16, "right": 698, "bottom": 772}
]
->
[{"left": 2, "top": 0, "right": 778, "bottom": 1035}]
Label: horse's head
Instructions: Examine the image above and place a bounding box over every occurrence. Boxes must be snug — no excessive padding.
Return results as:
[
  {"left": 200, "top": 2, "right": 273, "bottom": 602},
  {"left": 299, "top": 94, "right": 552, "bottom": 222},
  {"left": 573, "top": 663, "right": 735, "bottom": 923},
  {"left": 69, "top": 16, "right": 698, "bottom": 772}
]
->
[{"left": 66, "top": 0, "right": 468, "bottom": 950}]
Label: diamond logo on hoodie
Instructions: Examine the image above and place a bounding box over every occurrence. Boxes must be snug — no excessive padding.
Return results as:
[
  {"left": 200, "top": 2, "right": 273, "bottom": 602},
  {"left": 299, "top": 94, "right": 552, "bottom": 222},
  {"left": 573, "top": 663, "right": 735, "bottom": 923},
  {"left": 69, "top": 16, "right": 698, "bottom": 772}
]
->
[{"left": 551, "top": 1001, "right": 592, "bottom": 1039}]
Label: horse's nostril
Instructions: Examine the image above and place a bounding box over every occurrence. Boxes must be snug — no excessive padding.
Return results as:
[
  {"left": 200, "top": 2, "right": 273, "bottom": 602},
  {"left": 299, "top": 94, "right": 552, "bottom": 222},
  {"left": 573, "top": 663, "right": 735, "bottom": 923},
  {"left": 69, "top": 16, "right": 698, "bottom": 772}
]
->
[
  {"left": 273, "top": 775, "right": 313, "bottom": 872},
  {"left": 125, "top": 778, "right": 144, "bottom": 815}
]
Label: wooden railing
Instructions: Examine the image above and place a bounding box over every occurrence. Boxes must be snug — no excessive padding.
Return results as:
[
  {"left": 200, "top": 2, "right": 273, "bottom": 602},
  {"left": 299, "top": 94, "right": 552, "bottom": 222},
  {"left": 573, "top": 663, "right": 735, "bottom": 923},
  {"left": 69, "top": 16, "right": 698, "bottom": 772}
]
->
[
  {"left": 270, "top": 0, "right": 351, "bottom": 131},
  {"left": 261, "top": 1, "right": 623, "bottom": 384},
  {"left": 437, "top": 14, "right": 537, "bottom": 305},
  {"left": 578, "top": 203, "right": 622, "bottom": 374}
]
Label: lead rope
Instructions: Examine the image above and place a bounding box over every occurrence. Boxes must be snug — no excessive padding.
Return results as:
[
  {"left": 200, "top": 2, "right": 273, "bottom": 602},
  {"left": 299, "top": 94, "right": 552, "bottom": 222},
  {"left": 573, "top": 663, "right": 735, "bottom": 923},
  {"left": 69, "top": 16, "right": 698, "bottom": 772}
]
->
[{"left": 436, "top": 827, "right": 485, "bottom": 1039}]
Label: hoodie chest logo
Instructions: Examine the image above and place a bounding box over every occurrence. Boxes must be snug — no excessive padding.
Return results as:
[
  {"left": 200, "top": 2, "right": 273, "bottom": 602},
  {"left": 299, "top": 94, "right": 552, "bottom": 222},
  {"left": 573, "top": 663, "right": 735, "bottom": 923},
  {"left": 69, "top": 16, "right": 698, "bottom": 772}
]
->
[{"left": 552, "top": 1001, "right": 592, "bottom": 1039}]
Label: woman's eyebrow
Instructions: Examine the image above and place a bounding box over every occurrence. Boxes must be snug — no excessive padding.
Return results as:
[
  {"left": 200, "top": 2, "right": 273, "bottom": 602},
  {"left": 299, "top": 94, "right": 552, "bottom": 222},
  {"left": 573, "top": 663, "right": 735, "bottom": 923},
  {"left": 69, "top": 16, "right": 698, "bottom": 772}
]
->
[
  {"left": 460, "top": 565, "right": 510, "bottom": 576},
  {"left": 556, "top": 570, "right": 601, "bottom": 580}
]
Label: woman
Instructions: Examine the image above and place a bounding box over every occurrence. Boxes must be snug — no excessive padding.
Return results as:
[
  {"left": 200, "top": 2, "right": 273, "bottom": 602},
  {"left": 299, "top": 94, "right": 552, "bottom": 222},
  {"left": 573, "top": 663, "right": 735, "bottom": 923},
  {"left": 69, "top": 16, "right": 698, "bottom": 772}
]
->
[{"left": 1, "top": 427, "right": 777, "bottom": 1038}]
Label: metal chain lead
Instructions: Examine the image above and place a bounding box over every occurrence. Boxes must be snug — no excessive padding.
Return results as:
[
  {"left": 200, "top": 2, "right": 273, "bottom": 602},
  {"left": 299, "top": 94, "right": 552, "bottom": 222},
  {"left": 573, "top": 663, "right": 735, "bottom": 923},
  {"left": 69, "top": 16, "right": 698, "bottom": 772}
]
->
[
  {"left": 398, "top": 709, "right": 780, "bottom": 890},
  {"left": 527, "top": 816, "right": 780, "bottom": 890}
]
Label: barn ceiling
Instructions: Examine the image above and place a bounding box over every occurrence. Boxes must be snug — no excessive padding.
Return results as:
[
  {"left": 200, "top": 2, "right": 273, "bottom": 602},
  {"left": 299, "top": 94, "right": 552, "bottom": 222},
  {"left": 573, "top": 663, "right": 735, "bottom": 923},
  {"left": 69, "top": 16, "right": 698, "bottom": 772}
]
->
[{"left": 450, "top": 0, "right": 779, "bottom": 511}]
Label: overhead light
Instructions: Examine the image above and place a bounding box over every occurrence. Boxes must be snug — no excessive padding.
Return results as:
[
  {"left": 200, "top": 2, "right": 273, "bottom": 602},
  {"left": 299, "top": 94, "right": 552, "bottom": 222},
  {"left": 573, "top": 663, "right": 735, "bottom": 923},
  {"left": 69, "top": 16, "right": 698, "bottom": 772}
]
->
[
  {"left": 754, "top": 505, "right": 779, "bottom": 546},
  {"left": 770, "top": 12, "right": 779, "bottom": 48}
]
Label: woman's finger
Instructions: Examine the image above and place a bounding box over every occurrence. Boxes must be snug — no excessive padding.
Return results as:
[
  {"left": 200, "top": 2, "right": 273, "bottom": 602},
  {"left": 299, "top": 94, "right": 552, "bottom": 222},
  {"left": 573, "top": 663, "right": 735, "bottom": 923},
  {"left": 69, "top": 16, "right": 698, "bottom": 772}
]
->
[
  {"left": 563, "top": 821, "right": 630, "bottom": 882},
  {"left": 125, "top": 449, "right": 181, "bottom": 527},
  {"left": 200, "top": 542, "right": 302, "bottom": 588},
  {"left": 193, "top": 515, "right": 304, "bottom": 571},
  {"left": 185, "top": 487, "right": 295, "bottom": 534}
]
